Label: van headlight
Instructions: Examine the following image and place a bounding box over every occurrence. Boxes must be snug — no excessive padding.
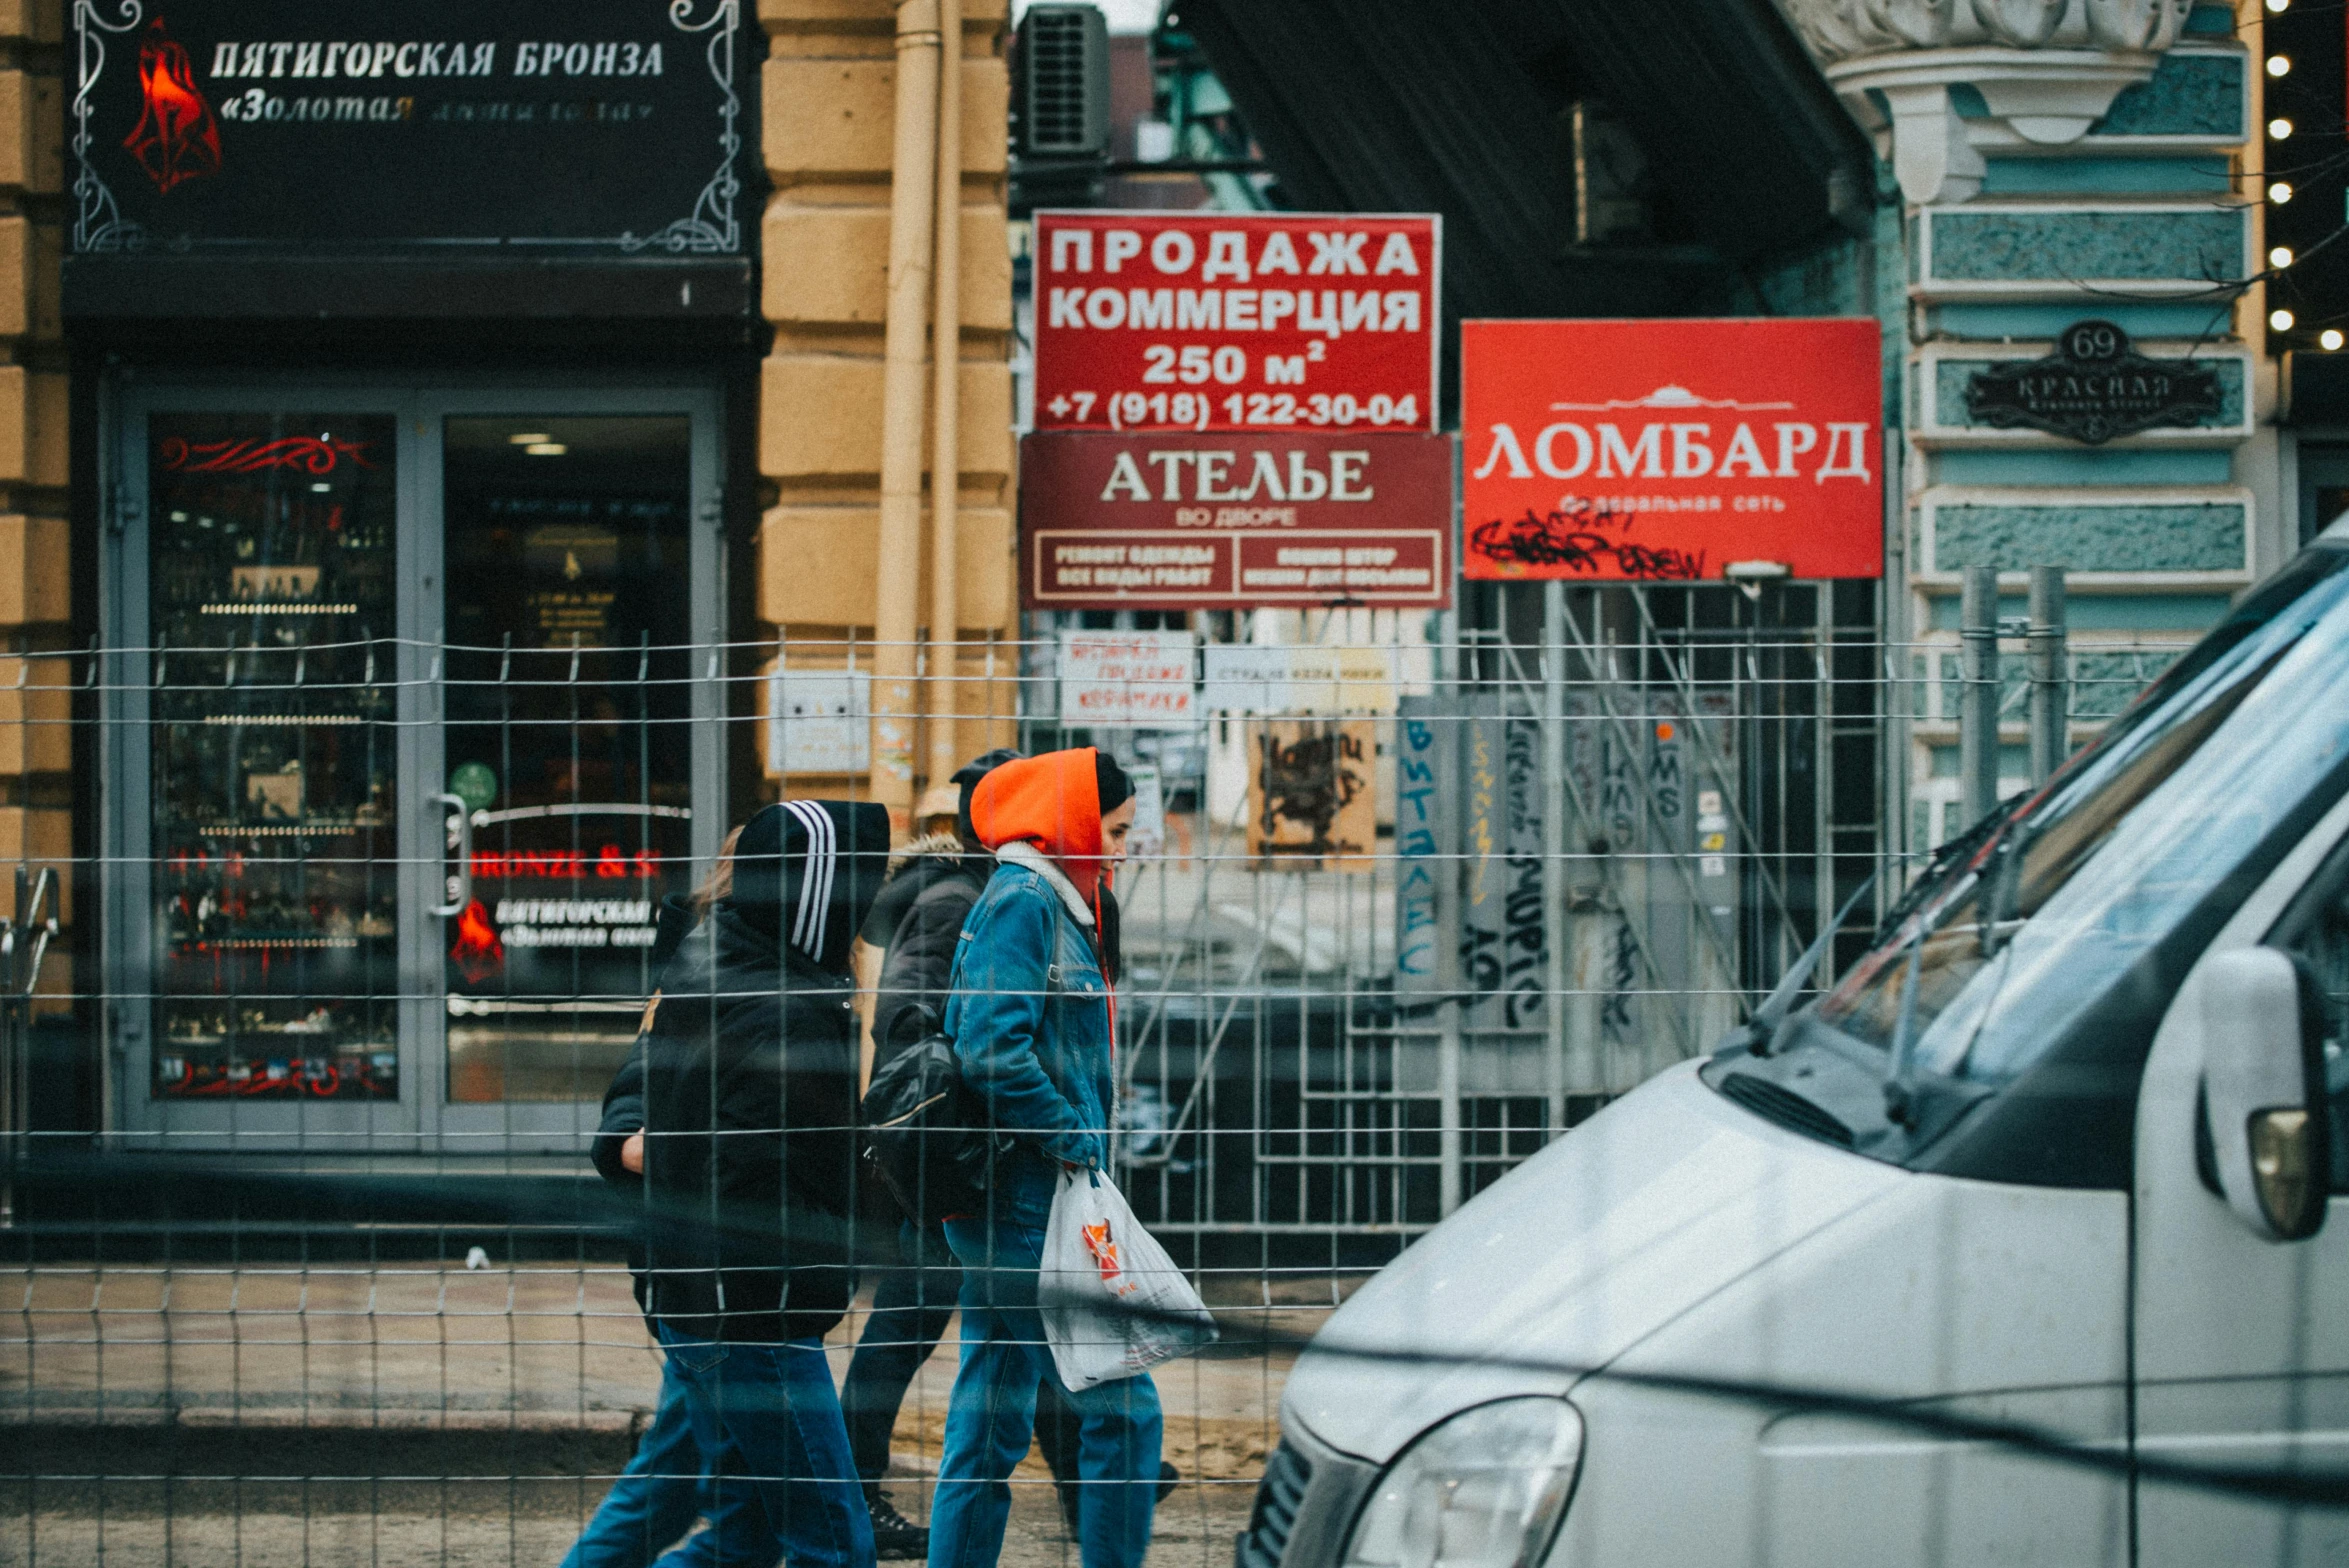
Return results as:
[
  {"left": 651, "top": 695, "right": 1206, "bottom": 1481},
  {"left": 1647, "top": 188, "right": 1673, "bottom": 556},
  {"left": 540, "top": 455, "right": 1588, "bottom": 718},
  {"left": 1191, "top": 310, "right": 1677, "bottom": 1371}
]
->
[{"left": 1340, "top": 1398, "right": 1585, "bottom": 1568}]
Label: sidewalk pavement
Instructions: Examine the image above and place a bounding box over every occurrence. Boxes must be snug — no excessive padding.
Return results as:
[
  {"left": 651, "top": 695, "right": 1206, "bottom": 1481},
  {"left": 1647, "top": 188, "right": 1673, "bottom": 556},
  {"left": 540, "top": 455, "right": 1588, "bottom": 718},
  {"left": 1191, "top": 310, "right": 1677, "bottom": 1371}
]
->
[
  {"left": 3, "top": 1263, "right": 1308, "bottom": 1472},
  {"left": 4, "top": 1262, "right": 1308, "bottom": 1565}
]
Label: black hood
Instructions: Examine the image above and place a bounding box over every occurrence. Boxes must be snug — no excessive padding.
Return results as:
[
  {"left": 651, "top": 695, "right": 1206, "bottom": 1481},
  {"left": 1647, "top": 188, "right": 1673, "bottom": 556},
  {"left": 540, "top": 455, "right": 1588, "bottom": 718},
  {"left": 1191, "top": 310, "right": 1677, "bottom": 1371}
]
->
[
  {"left": 649, "top": 894, "right": 698, "bottom": 970},
  {"left": 723, "top": 799, "right": 891, "bottom": 973}
]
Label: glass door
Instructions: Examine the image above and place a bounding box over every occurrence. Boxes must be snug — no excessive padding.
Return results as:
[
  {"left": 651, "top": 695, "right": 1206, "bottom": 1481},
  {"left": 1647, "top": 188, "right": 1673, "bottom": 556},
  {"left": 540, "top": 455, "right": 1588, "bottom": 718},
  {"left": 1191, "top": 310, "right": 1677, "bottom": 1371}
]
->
[
  {"left": 108, "top": 383, "right": 724, "bottom": 1150},
  {"left": 421, "top": 393, "right": 723, "bottom": 1149}
]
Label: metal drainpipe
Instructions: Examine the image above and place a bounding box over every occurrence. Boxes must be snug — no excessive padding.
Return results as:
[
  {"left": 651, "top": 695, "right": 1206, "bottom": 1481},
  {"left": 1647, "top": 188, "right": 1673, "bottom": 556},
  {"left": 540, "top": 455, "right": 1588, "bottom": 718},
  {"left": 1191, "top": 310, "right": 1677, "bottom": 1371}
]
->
[
  {"left": 926, "top": 2, "right": 963, "bottom": 791},
  {"left": 871, "top": 0, "right": 943, "bottom": 825}
]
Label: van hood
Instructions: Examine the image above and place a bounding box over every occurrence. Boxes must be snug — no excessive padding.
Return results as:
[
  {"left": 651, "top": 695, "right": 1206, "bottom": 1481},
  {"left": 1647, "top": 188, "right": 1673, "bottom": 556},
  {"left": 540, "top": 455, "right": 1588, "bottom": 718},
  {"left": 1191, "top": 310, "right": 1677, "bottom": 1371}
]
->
[{"left": 1281, "top": 1060, "right": 1905, "bottom": 1464}]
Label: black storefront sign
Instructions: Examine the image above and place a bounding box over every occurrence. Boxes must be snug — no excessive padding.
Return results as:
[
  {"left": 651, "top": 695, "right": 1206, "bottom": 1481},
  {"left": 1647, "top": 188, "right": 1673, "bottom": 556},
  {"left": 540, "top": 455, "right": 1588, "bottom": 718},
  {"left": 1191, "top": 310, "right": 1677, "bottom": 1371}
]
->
[
  {"left": 1966, "top": 320, "right": 2222, "bottom": 445},
  {"left": 71, "top": 0, "right": 744, "bottom": 256}
]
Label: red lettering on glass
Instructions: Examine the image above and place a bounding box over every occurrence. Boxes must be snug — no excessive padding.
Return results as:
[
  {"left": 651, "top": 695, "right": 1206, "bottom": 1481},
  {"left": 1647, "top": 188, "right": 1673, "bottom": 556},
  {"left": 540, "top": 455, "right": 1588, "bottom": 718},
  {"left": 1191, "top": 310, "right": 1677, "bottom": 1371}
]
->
[{"left": 159, "top": 436, "right": 376, "bottom": 475}]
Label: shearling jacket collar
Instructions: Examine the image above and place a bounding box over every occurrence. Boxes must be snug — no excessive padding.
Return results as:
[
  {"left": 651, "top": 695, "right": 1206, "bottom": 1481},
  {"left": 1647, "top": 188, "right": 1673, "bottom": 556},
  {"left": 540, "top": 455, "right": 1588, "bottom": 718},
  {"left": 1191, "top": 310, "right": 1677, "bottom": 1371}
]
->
[{"left": 995, "top": 840, "right": 1094, "bottom": 927}]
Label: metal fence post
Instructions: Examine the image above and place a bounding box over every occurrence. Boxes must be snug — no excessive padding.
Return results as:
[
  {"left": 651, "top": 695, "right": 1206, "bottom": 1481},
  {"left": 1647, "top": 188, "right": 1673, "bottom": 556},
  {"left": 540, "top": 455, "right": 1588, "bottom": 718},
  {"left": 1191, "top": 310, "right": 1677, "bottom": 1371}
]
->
[
  {"left": 1542, "top": 582, "right": 1568, "bottom": 1138},
  {"left": 2029, "top": 565, "right": 2069, "bottom": 786},
  {"left": 1434, "top": 607, "right": 1464, "bottom": 1217},
  {"left": 1960, "top": 565, "right": 2000, "bottom": 828}
]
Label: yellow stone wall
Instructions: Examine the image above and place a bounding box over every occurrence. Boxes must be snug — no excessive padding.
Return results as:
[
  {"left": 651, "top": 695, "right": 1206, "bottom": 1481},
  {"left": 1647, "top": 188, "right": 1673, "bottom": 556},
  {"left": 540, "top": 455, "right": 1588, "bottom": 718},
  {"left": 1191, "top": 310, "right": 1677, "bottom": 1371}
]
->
[
  {"left": 756, "top": 0, "right": 1019, "bottom": 799},
  {"left": 0, "top": 0, "right": 69, "bottom": 1012}
]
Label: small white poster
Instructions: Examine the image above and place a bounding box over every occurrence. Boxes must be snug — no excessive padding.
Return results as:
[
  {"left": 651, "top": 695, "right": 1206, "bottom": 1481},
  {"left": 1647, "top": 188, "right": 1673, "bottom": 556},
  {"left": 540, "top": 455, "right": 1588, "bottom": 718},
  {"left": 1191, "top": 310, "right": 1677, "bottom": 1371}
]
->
[
  {"left": 1058, "top": 629, "right": 1197, "bottom": 727},
  {"left": 1201, "top": 643, "right": 1399, "bottom": 715}
]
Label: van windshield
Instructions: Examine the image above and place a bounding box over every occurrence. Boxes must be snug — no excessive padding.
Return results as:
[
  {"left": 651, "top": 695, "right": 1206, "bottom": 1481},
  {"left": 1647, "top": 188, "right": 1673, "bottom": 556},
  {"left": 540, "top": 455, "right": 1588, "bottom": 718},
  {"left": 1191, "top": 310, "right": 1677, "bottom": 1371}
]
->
[{"left": 1814, "top": 545, "right": 2349, "bottom": 1088}]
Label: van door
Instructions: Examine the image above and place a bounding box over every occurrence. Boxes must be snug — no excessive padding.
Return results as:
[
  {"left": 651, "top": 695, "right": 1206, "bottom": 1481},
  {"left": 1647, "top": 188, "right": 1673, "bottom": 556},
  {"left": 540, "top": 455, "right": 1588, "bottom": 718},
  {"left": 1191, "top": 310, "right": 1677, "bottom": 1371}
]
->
[{"left": 2134, "top": 795, "right": 2349, "bottom": 1566}]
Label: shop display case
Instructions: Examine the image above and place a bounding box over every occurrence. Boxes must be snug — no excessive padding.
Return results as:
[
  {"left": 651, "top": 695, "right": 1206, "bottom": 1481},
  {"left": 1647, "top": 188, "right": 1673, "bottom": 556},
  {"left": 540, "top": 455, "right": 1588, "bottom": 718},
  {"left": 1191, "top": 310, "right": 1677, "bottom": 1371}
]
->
[{"left": 147, "top": 413, "right": 403, "bottom": 1100}]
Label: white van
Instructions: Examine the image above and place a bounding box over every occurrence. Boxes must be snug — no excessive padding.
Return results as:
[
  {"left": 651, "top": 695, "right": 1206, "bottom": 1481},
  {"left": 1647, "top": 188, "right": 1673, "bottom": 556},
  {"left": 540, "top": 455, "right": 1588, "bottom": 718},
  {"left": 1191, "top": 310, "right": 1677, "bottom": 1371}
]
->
[{"left": 1246, "top": 531, "right": 2349, "bottom": 1568}]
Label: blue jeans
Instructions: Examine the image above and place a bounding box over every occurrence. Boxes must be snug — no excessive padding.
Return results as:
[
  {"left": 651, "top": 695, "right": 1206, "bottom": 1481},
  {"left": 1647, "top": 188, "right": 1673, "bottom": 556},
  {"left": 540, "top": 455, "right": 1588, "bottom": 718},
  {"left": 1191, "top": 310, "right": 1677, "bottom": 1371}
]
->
[
  {"left": 926, "top": 1216, "right": 1161, "bottom": 1568},
  {"left": 655, "top": 1323, "right": 877, "bottom": 1568},
  {"left": 560, "top": 1355, "right": 774, "bottom": 1568}
]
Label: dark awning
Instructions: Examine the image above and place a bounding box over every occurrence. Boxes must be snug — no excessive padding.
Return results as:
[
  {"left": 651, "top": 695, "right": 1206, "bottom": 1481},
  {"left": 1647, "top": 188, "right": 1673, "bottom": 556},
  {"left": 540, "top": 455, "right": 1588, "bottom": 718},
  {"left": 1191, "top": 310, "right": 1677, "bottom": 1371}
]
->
[{"left": 1172, "top": 0, "right": 1872, "bottom": 325}]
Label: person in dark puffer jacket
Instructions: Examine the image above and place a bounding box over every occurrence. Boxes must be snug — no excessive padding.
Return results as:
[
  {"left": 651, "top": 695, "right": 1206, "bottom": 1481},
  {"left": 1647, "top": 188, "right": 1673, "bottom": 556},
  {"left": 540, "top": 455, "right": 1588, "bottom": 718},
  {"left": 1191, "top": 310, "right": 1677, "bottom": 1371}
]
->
[
  {"left": 840, "top": 752, "right": 1013, "bottom": 1557},
  {"left": 638, "top": 799, "right": 891, "bottom": 1568}
]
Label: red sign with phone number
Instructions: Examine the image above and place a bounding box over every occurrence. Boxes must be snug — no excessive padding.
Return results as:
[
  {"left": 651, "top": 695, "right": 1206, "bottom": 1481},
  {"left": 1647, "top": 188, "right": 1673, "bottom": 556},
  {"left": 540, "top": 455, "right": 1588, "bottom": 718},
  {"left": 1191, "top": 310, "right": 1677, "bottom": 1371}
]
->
[{"left": 1032, "top": 211, "right": 1440, "bottom": 434}]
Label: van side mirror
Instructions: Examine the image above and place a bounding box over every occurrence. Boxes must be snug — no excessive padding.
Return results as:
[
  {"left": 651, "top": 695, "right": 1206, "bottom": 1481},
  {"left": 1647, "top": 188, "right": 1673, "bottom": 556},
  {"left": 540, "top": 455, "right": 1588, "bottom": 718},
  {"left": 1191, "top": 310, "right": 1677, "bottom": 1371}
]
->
[{"left": 2196, "top": 948, "right": 2330, "bottom": 1241}]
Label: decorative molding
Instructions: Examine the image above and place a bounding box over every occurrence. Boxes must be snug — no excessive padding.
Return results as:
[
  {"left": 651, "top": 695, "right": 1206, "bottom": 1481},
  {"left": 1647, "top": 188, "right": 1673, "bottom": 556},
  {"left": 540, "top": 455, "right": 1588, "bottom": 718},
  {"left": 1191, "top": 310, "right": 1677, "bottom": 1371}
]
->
[
  {"left": 1778, "top": 0, "right": 2193, "bottom": 65},
  {"left": 623, "top": 0, "right": 741, "bottom": 255},
  {"left": 71, "top": 0, "right": 147, "bottom": 255},
  {"left": 1772, "top": 0, "right": 2199, "bottom": 202}
]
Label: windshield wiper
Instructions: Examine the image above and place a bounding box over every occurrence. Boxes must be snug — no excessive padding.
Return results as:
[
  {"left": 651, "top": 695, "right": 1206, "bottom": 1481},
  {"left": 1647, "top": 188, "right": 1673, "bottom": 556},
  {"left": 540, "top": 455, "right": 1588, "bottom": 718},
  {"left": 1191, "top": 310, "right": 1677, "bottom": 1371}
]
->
[
  {"left": 1976, "top": 820, "right": 2034, "bottom": 959},
  {"left": 1721, "top": 869, "right": 1878, "bottom": 1059}
]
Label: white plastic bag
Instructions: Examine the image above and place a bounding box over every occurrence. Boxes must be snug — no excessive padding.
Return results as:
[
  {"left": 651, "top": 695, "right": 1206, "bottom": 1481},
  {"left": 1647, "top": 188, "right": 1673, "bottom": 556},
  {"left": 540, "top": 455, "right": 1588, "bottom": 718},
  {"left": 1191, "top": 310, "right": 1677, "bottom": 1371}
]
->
[{"left": 1038, "top": 1168, "right": 1219, "bottom": 1390}]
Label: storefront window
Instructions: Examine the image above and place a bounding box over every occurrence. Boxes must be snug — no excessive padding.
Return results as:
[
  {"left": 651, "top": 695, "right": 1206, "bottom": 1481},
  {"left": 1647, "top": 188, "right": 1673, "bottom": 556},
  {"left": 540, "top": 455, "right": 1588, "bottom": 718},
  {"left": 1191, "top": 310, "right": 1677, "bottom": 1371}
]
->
[
  {"left": 149, "top": 413, "right": 401, "bottom": 1100},
  {"left": 440, "top": 416, "right": 695, "bottom": 1103}
]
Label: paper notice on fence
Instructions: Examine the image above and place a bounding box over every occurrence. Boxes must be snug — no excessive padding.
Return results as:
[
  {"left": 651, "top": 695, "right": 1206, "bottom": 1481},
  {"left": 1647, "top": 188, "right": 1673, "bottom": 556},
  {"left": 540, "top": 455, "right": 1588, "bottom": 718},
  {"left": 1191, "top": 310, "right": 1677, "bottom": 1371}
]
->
[
  {"left": 1057, "top": 630, "right": 1196, "bottom": 726},
  {"left": 1202, "top": 644, "right": 1398, "bottom": 715},
  {"left": 1247, "top": 718, "right": 1377, "bottom": 872},
  {"left": 1127, "top": 764, "right": 1167, "bottom": 858}
]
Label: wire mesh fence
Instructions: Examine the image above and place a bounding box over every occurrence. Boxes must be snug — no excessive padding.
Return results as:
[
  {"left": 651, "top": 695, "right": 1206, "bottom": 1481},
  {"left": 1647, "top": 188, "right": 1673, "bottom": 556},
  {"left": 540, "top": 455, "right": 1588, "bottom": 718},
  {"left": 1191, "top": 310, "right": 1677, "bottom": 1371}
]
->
[{"left": 0, "top": 601, "right": 2191, "bottom": 1567}]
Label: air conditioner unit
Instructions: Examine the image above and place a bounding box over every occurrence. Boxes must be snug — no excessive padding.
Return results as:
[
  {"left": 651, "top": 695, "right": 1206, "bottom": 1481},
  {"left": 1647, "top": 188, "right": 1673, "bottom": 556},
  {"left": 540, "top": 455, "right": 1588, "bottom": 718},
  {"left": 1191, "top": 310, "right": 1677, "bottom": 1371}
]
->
[{"left": 1016, "top": 4, "right": 1111, "bottom": 161}]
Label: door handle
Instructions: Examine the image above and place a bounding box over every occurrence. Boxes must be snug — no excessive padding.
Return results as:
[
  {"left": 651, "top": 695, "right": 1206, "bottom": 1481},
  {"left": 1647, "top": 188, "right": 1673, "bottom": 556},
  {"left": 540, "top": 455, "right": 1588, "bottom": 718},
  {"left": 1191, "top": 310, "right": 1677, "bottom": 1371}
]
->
[{"left": 429, "top": 792, "right": 473, "bottom": 917}]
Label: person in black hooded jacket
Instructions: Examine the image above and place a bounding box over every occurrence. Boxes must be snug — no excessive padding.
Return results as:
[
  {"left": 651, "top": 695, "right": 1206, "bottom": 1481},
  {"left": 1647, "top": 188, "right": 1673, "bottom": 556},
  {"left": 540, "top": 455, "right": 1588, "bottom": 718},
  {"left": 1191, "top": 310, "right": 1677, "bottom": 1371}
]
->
[
  {"left": 635, "top": 798, "right": 891, "bottom": 1568},
  {"left": 563, "top": 891, "right": 781, "bottom": 1568}
]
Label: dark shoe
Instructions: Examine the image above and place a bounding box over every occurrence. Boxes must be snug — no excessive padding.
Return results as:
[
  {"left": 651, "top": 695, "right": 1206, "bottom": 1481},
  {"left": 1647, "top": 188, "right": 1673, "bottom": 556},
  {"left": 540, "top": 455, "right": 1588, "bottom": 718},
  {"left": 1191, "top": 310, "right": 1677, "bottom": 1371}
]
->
[
  {"left": 869, "top": 1489, "right": 929, "bottom": 1560},
  {"left": 1158, "top": 1460, "right": 1180, "bottom": 1502}
]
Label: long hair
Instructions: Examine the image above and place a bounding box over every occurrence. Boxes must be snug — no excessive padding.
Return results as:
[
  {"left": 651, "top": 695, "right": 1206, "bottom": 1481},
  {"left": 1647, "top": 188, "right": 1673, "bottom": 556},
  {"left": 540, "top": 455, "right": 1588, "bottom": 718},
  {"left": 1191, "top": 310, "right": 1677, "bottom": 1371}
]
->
[{"left": 691, "top": 825, "right": 744, "bottom": 916}]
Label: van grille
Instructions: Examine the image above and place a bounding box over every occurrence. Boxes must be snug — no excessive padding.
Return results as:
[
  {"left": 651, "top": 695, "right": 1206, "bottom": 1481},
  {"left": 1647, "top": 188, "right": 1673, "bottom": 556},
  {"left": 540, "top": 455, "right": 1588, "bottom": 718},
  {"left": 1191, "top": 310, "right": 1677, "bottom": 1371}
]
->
[
  {"left": 1716, "top": 1071, "right": 1856, "bottom": 1148},
  {"left": 1234, "top": 1440, "right": 1313, "bottom": 1568}
]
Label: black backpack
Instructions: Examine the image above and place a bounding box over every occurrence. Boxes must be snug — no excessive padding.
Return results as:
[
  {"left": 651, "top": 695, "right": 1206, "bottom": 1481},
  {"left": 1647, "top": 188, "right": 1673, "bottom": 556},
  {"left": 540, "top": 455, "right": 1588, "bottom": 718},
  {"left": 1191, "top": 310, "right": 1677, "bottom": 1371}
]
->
[{"left": 860, "top": 1014, "right": 993, "bottom": 1224}]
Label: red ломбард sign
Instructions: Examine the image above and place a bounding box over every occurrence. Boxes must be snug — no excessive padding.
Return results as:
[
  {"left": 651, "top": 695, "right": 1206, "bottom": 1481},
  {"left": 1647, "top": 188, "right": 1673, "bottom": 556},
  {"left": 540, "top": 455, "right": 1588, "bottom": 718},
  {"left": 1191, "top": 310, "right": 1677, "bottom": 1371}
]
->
[{"left": 1460, "top": 317, "right": 1883, "bottom": 582}]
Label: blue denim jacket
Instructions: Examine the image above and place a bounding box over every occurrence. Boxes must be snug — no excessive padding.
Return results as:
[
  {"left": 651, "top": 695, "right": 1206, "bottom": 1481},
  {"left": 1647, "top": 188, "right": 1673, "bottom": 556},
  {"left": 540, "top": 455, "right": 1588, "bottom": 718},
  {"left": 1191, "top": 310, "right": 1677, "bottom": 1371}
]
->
[{"left": 944, "top": 846, "right": 1113, "bottom": 1217}]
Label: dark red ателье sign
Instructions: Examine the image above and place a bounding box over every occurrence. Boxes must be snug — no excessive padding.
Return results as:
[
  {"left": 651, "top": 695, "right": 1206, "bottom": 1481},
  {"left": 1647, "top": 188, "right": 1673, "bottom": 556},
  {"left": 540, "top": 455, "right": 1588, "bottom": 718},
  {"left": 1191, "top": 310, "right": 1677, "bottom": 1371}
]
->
[
  {"left": 1019, "top": 431, "right": 1453, "bottom": 610},
  {"left": 1032, "top": 211, "right": 1439, "bottom": 435},
  {"left": 1460, "top": 318, "right": 1884, "bottom": 582}
]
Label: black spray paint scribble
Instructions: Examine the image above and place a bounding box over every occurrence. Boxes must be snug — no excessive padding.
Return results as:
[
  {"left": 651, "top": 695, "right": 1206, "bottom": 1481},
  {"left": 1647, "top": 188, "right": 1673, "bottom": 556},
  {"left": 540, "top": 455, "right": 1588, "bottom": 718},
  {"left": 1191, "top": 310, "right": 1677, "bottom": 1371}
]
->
[
  {"left": 1603, "top": 917, "right": 1641, "bottom": 1037},
  {"left": 1469, "top": 503, "right": 1708, "bottom": 581}
]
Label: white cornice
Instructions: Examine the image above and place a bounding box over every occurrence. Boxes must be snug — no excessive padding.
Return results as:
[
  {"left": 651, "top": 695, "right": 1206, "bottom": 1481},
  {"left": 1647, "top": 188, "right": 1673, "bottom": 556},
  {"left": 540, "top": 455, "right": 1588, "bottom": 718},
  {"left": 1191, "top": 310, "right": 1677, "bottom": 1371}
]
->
[{"left": 1772, "top": 0, "right": 2200, "bottom": 203}]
